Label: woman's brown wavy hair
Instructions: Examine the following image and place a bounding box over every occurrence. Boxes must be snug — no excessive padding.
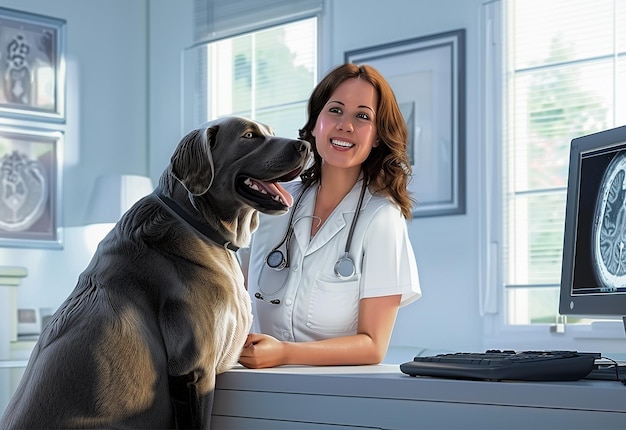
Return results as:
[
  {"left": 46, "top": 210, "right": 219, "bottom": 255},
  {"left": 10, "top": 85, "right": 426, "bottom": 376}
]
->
[{"left": 298, "top": 63, "right": 415, "bottom": 219}]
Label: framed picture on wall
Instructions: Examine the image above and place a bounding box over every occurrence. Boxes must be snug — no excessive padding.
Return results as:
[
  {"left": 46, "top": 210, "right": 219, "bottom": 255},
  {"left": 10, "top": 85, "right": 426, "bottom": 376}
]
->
[
  {"left": 345, "top": 29, "right": 466, "bottom": 217},
  {"left": 0, "top": 126, "right": 63, "bottom": 248},
  {"left": 0, "top": 7, "right": 66, "bottom": 122}
]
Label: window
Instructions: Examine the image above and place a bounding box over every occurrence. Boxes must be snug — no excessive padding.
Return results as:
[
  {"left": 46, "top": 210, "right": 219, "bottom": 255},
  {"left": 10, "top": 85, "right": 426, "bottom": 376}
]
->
[
  {"left": 183, "top": 17, "right": 317, "bottom": 136},
  {"left": 183, "top": 1, "right": 320, "bottom": 137},
  {"left": 501, "top": 0, "right": 626, "bottom": 326}
]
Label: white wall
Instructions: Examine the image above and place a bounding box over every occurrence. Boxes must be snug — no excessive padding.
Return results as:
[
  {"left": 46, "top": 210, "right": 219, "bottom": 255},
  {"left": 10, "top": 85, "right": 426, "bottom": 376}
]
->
[
  {"left": 0, "top": 0, "right": 193, "bottom": 311},
  {"left": 147, "top": 0, "right": 194, "bottom": 183},
  {"left": 0, "top": 0, "right": 485, "bottom": 357}
]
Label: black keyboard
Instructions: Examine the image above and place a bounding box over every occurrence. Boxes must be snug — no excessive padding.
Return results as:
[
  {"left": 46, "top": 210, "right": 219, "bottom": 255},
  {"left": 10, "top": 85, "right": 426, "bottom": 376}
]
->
[{"left": 400, "top": 350, "right": 600, "bottom": 381}]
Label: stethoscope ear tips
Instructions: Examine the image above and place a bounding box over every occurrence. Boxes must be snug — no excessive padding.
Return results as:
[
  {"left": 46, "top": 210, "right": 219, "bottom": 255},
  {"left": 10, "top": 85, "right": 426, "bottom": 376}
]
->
[{"left": 255, "top": 292, "right": 281, "bottom": 305}]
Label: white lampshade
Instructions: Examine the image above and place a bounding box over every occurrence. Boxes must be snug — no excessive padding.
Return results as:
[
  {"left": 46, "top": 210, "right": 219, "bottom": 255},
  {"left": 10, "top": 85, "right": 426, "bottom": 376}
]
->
[{"left": 84, "top": 174, "right": 154, "bottom": 225}]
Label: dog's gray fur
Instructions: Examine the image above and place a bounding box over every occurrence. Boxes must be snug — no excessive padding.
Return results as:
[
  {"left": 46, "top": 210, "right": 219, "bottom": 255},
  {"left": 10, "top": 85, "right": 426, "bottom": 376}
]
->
[{"left": 0, "top": 116, "right": 310, "bottom": 429}]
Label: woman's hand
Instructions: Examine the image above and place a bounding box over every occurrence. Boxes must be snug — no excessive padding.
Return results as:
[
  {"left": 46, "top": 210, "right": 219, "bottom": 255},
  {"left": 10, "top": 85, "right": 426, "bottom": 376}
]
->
[{"left": 239, "top": 333, "right": 287, "bottom": 369}]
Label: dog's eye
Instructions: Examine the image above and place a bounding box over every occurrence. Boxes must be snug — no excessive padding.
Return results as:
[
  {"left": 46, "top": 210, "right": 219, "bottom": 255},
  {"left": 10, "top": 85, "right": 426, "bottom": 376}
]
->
[{"left": 243, "top": 131, "right": 255, "bottom": 139}]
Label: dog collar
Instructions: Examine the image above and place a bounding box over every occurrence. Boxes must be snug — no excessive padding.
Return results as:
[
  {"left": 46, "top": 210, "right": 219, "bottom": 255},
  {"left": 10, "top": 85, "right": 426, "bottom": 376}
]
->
[{"left": 154, "top": 187, "right": 239, "bottom": 252}]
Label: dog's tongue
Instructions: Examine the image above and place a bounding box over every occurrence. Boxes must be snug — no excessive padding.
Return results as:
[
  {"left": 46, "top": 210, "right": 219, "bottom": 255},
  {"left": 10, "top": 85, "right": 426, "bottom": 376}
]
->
[{"left": 254, "top": 180, "right": 294, "bottom": 207}]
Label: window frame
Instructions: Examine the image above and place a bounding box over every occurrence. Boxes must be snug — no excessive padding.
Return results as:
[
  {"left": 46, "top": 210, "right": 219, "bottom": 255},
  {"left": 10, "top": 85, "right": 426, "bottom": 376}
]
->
[
  {"left": 183, "top": 13, "right": 320, "bottom": 137},
  {"left": 480, "top": 0, "right": 626, "bottom": 355}
]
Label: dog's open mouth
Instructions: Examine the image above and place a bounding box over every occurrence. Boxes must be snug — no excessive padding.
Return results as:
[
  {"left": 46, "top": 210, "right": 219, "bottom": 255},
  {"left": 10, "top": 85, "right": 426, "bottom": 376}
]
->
[{"left": 238, "top": 167, "right": 302, "bottom": 209}]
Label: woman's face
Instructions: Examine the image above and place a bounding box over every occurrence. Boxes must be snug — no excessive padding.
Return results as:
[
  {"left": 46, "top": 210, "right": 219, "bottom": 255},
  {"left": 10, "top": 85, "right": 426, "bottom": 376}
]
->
[{"left": 312, "top": 78, "right": 379, "bottom": 173}]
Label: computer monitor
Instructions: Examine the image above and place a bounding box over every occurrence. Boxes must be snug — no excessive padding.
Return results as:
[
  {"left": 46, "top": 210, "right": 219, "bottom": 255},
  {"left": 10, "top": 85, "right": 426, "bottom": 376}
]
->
[{"left": 559, "top": 125, "right": 626, "bottom": 328}]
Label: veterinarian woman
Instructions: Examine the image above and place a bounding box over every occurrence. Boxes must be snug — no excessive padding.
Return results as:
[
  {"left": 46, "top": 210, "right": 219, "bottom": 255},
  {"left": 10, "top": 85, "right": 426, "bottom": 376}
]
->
[{"left": 238, "top": 63, "right": 421, "bottom": 368}]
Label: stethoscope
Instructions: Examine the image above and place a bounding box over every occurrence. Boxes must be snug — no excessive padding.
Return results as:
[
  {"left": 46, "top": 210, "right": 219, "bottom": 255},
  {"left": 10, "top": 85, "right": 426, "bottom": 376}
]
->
[{"left": 256, "top": 178, "right": 367, "bottom": 304}]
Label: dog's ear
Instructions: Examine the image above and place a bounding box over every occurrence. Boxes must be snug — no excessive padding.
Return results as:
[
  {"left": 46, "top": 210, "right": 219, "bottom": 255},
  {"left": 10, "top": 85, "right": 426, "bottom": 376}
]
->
[{"left": 170, "top": 126, "right": 217, "bottom": 195}]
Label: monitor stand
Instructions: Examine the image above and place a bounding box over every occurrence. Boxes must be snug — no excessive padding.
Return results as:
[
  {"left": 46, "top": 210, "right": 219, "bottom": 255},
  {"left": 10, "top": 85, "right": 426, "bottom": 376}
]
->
[
  {"left": 586, "top": 361, "right": 626, "bottom": 381},
  {"left": 585, "top": 320, "right": 626, "bottom": 382}
]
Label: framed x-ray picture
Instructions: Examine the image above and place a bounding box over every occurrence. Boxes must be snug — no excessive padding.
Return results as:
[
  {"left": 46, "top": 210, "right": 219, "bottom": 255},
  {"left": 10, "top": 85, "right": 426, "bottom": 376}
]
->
[
  {"left": 0, "top": 7, "right": 66, "bottom": 122},
  {"left": 0, "top": 126, "right": 63, "bottom": 248}
]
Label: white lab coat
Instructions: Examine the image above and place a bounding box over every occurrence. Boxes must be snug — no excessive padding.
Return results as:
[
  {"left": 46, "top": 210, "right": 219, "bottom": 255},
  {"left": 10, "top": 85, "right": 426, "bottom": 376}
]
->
[{"left": 239, "top": 178, "right": 421, "bottom": 342}]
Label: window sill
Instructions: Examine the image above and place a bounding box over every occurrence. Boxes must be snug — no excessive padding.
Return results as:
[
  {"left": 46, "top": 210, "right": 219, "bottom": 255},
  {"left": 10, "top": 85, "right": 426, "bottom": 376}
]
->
[{"left": 484, "top": 321, "right": 626, "bottom": 361}]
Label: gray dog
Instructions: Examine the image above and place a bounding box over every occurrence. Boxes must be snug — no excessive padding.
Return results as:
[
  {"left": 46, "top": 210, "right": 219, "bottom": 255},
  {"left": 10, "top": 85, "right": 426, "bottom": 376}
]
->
[{"left": 0, "top": 116, "right": 310, "bottom": 429}]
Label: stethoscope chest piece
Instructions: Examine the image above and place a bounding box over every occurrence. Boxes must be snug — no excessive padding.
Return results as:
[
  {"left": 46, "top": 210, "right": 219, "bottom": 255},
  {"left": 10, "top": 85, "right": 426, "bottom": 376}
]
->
[
  {"left": 266, "top": 249, "right": 287, "bottom": 270},
  {"left": 334, "top": 253, "right": 356, "bottom": 280}
]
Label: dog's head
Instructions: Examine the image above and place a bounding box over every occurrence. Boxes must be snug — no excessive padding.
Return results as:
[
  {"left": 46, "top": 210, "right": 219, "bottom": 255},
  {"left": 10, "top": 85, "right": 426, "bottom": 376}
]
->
[{"left": 168, "top": 116, "right": 310, "bottom": 219}]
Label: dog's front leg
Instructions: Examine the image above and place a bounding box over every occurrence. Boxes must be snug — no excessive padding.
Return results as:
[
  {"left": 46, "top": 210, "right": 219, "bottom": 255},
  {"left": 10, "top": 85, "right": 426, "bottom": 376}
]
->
[{"left": 169, "top": 371, "right": 214, "bottom": 429}]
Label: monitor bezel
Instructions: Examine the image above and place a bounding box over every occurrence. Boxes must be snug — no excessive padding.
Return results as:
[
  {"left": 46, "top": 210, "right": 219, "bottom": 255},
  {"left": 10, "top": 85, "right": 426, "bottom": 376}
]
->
[{"left": 559, "top": 125, "right": 626, "bottom": 318}]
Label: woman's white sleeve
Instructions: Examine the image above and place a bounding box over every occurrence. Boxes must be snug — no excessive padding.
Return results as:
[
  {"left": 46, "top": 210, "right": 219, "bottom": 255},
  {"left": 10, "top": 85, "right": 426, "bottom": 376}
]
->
[{"left": 360, "top": 205, "right": 421, "bottom": 307}]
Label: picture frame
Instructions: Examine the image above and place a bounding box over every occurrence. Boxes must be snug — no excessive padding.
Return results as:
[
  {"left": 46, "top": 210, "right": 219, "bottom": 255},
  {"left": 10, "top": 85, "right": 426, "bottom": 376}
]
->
[
  {"left": 0, "top": 126, "right": 63, "bottom": 248},
  {"left": 345, "top": 29, "right": 466, "bottom": 217},
  {"left": 0, "top": 7, "right": 66, "bottom": 122}
]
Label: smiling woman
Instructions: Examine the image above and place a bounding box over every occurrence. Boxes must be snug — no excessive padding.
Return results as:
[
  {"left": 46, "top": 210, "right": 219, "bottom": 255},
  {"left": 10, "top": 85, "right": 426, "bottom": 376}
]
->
[
  {"left": 238, "top": 63, "right": 421, "bottom": 369},
  {"left": 311, "top": 78, "right": 379, "bottom": 180}
]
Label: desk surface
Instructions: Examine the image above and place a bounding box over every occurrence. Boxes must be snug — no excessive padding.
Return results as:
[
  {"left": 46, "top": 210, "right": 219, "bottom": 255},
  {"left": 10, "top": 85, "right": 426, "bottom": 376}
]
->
[{"left": 213, "top": 364, "right": 626, "bottom": 429}]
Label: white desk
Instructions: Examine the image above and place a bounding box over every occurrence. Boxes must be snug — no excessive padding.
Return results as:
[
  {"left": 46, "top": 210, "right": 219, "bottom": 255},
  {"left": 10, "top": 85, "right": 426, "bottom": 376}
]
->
[{"left": 212, "top": 364, "right": 626, "bottom": 429}]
